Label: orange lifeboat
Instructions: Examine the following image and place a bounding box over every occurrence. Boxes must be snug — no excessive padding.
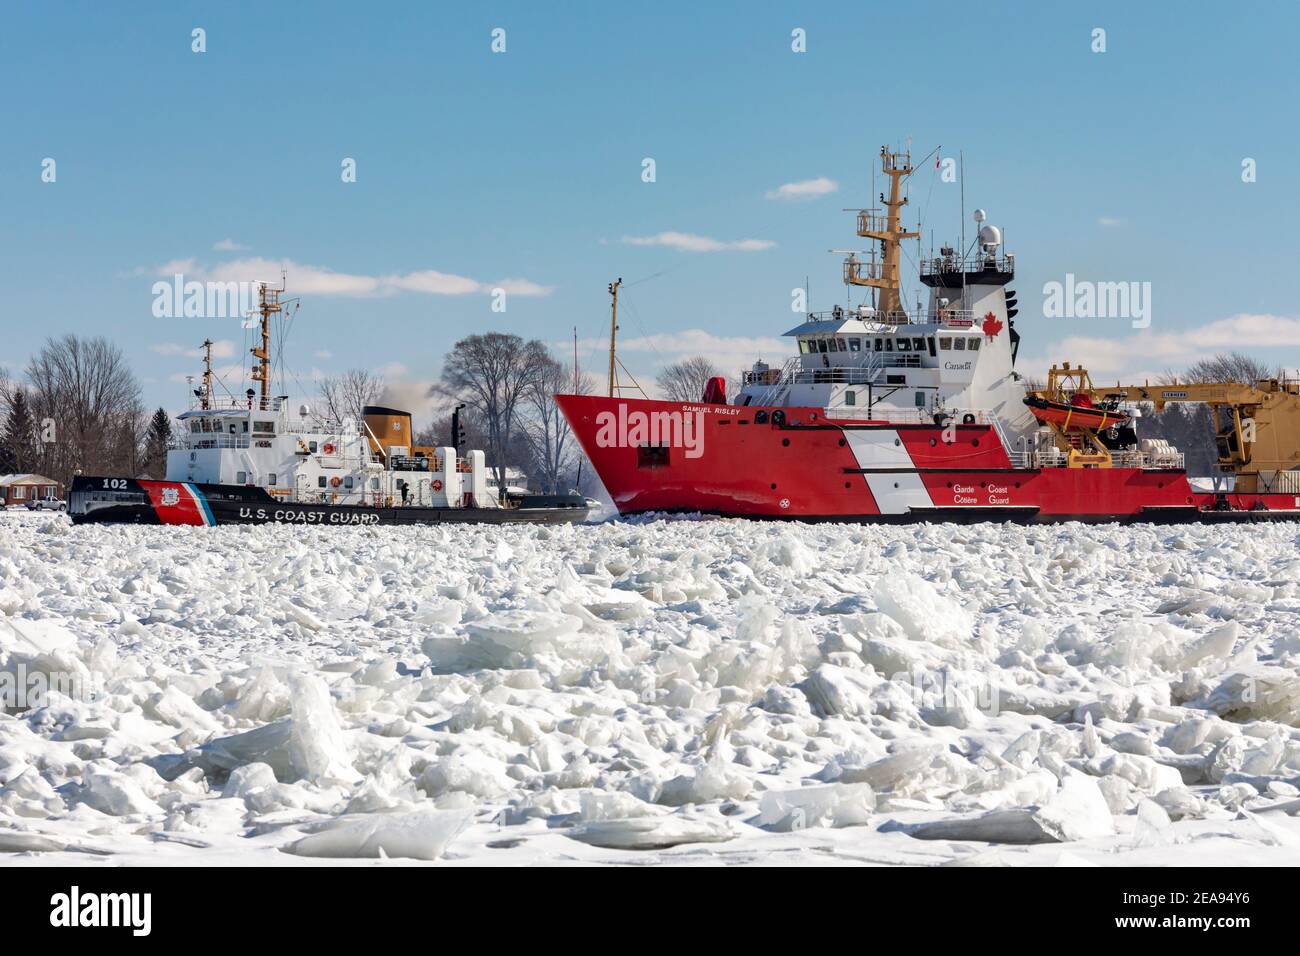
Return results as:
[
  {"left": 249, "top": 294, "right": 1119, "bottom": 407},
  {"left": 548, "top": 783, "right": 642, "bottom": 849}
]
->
[{"left": 1023, "top": 391, "right": 1129, "bottom": 431}]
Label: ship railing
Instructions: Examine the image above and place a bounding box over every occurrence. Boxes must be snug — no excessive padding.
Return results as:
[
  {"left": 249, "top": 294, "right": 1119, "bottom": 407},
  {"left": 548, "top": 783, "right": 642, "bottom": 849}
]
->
[
  {"left": 803, "top": 308, "right": 975, "bottom": 327},
  {"left": 1030, "top": 449, "right": 1185, "bottom": 470},
  {"left": 920, "top": 253, "right": 1015, "bottom": 277},
  {"left": 823, "top": 407, "right": 993, "bottom": 426},
  {"left": 789, "top": 367, "right": 880, "bottom": 386},
  {"left": 280, "top": 418, "right": 355, "bottom": 437},
  {"left": 188, "top": 395, "right": 285, "bottom": 412},
  {"left": 169, "top": 435, "right": 250, "bottom": 450},
  {"left": 843, "top": 259, "right": 884, "bottom": 284}
]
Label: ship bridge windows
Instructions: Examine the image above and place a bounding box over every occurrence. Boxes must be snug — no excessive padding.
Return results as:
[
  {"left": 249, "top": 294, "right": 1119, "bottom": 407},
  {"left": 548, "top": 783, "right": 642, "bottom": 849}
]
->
[
  {"left": 896, "top": 338, "right": 910, "bottom": 351},
  {"left": 253, "top": 420, "right": 275, "bottom": 434},
  {"left": 969, "top": 338, "right": 981, "bottom": 351},
  {"left": 939, "top": 337, "right": 952, "bottom": 350},
  {"left": 912, "top": 337, "right": 925, "bottom": 351},
  {"left": 953, "top": 338, "right": 966, "bottom": 351},
  {"left": 848, "top": 337, "right": 861, "bottom": 352}
]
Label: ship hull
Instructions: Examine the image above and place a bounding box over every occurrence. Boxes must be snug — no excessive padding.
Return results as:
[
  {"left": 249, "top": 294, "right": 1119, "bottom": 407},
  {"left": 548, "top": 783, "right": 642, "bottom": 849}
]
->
[
  {"left": 69, "top": 477, "right": 590, "bottom": 527},
  {"left": 557, "top": 394, "right": 1300, "bottom": 524}
]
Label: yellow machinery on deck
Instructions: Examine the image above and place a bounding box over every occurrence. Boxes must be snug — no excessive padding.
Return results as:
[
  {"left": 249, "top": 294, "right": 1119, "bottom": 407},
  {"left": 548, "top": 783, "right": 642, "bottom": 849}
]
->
[{"left": 1032, "top": 363, "right": 1300, "bottom": 492}]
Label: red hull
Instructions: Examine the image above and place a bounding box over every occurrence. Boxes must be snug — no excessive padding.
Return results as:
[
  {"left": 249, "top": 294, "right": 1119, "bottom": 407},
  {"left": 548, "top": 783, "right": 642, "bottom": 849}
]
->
[{"left": 558, "top": 394, "right": 1300, "bottom": 522}]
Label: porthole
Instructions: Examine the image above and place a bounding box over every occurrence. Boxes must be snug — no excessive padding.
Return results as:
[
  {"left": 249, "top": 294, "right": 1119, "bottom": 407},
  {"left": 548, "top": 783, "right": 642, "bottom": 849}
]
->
[
  {"left": 972, "top": 438, "right": 980, "bottom": 447},
  {"left": 894, "top": 438, "right": 901, "bottom": 446},
  {"left": 770, "top": 483, "right": 777, "bottom": 490},
  {"left": 844, "top": 481, "right": 851, "bottom": 489},
  {"left": 782, "top": 438, "right": 790, "bottom": 447},
  {"left": 929, "top": 438, "right": 937, "bottom": 447},
  {"left": 838, "top": 438, "right": 846, "bottom": 447}
]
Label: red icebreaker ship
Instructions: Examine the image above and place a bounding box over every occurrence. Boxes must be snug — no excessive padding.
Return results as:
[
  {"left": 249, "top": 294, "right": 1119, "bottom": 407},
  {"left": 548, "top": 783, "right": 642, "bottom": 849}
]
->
[{"left": 560, "top": 147, "right": 1300, "bottom": 524}]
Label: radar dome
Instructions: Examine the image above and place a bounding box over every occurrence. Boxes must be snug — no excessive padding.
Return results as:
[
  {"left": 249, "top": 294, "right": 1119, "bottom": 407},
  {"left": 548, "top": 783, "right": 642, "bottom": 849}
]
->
[{"left": 978, "top": 224, "right": 1002, "bottom": 250}]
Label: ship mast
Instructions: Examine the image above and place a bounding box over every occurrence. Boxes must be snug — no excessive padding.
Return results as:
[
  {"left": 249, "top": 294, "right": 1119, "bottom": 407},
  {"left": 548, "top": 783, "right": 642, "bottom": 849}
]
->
[
  {"left": 846, "top": 146, "right": 920, "bottom": 319},
  {"left": 607, "top": 277, "right": 622, "bottom": 397},
  {"left": 200, "top": 338, "right": 214, "bottom": 410},
  {"left": 249, "top": 277, "right": 285, "bottom": 410}
]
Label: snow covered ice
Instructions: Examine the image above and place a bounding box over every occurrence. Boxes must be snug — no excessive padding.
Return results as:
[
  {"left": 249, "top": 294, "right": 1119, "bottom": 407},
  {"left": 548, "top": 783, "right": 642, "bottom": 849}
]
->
[{"left": 3, "top": 506, "right": 1300, "bottom": 865}]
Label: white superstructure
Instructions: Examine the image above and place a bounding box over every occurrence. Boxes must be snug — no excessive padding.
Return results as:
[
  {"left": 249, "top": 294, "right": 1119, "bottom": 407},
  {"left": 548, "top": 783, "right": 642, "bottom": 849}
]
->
[{"left": 167, "top": 397, "right": 495, "bottom": 508}]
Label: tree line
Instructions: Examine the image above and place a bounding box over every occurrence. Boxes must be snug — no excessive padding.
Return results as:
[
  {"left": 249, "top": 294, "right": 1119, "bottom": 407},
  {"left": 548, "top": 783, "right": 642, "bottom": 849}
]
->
[{"left": 1, "top": 336, "right": 172, "bottom": 486}]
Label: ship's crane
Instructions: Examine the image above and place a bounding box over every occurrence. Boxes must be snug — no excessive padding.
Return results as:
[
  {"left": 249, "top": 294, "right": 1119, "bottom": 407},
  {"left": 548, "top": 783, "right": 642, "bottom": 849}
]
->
[{"left": 1036, "top": 363, "right": 1300, "bottom": 492}]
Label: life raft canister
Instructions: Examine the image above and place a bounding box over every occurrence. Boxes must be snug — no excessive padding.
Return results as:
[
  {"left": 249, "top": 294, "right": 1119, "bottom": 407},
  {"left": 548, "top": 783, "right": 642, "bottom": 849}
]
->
[
  {"left": 322, "top": 442, "right": 336, "bottom": 455},
  {"left": 330, "top": 476, "right": 342, "bottom": 488},
  {"left": 431, "top": 479, "right": 443, "bottom": 492}
]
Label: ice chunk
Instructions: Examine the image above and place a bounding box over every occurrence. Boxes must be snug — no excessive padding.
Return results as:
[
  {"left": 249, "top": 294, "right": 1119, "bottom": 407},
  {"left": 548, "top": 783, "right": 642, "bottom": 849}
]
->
[
  {"left": 901, "top": 809, "right": 1056, "bottom": 844},
  {"left": 1031, "top": 770, "right": 1115, "bottom": 843},
  {"left": 577, "top": 790, "right": 662, "bottom": 822},
  {"left": 1131, "top": 798, "right": 1174, "bottom": 848},
  {"left": 283, "top": 807, "right": 472, "bottom": 860},
  {"left": 1180, "top": 622, "right": 1239, "bottom": 668},
  {"left": 287, "top": 674, "right": 357, "bottom": 784},
  {"left": 872, "top": 574, "right": 972, "bottom": 646},
  {"left": 565, "top": 815, "right": 735, "bottom": 850},
  {"left": 756, "top": 782, "right": 875, "bottom": 831},
  {"left": 77, "top": 767, "right": 164, "bottom": 817}
]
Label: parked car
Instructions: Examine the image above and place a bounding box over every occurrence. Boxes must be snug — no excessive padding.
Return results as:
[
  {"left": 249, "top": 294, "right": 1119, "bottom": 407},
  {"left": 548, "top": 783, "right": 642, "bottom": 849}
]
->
[{"left": 25, "top": 497, "right": 67, "bottom": 512}]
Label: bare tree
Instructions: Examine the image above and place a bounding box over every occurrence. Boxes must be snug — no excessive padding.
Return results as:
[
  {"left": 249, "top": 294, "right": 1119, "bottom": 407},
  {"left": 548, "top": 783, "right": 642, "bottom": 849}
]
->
[
  {"left": 1181, "top": 352, "right": 1275, "bottom": 384},
  {"left": 318, "top": 369, "right": 385, "bottom": 422},
  {"left": 656, "top": 355, "right": 721, "bottom": 402},
  {"left": 436, "top": 332, "right": 550, "bottom": 493},
  {"left": 24, "top": 335, "right": 144, "bottom": 484},
  {"left": 519, "top": 355, "right": 590, "bottom": 493}
]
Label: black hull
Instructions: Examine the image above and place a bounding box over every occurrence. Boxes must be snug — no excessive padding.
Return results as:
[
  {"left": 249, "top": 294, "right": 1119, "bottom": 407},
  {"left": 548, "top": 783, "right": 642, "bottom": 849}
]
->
[
  {"left": 613, "top": 506, "right": 1300, "bottom": 525},
  {"left": 69, "top": 477, "right": 590, "bottom": 527}
]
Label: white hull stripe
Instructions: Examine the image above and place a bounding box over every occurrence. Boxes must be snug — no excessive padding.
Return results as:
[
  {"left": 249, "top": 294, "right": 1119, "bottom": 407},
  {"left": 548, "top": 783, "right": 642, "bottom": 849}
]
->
[
  {"left": 182, "top": 483, "right": 215, "bottom": 525},
  {"left": 844, "top": 429, "right": 934, "bottom": 514}
]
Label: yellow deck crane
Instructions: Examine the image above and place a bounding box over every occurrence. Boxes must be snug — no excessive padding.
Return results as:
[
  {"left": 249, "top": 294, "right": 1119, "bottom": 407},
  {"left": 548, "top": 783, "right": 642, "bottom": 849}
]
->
[{"left": 1032, "top": 363, "right": 1300, "bottom": 493}]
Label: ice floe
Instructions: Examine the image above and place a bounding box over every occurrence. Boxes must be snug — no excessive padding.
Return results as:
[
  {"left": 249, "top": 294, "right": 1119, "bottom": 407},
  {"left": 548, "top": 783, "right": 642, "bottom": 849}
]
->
[{"left": 2, "top": 509, "right": 1300, "bottom": 864}]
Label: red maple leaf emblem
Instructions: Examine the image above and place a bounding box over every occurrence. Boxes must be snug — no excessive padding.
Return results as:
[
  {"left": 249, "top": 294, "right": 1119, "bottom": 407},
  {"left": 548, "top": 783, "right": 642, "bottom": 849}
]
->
[{"left": 981, "top": 311, "right": 1003, "bottom": 338}]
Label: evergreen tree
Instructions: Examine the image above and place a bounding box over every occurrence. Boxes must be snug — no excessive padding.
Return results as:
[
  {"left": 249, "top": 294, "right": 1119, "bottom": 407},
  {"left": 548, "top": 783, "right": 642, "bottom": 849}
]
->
[
  {"left": 1, "top": 389, "right": 36, "bottom": 474},
  {"left": 142, "top": 407, "right": 173, "bottom": 478}
]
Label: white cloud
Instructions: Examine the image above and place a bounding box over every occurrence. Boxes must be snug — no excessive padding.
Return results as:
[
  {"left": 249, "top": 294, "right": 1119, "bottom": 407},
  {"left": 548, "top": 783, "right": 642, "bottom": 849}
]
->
[
  {"left": 167, "top": 362, "right": 244, "bottom": 384},
  {"left": 492, "top": 277, "right": 555, "bottom": 296},
  {"left": 766, "top": 177, "right": 838, "bottom": 201},
  {"left": 139, "top": 257, "right": 551, "bottom": 298},
  {"left": 575, "top": 327, "right": 789, "bottom": 395},
  {"left": 621, "top": 232, "right": 774, "bottom": 253},
  {"left": 313, "top": 349, "right": 333, "bottom": 360},
  {"left": 1022, "top": 313, "right": 1300, "bottom": 382},
  {"left": 214, "top": 238, "right": 248, "bottom": 252},
  {"left": 1097, "top": 217, "right": 1125, "bottom": 227},
  {"left": 151, "top": 339, "right": 237, "bottom": 359}
]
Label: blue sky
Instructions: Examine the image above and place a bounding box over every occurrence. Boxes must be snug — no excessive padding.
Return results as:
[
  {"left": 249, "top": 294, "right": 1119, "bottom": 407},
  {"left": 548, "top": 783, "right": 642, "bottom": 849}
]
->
[{"left": 3, "top": 1, "right": 1299, "bottom": 419}]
